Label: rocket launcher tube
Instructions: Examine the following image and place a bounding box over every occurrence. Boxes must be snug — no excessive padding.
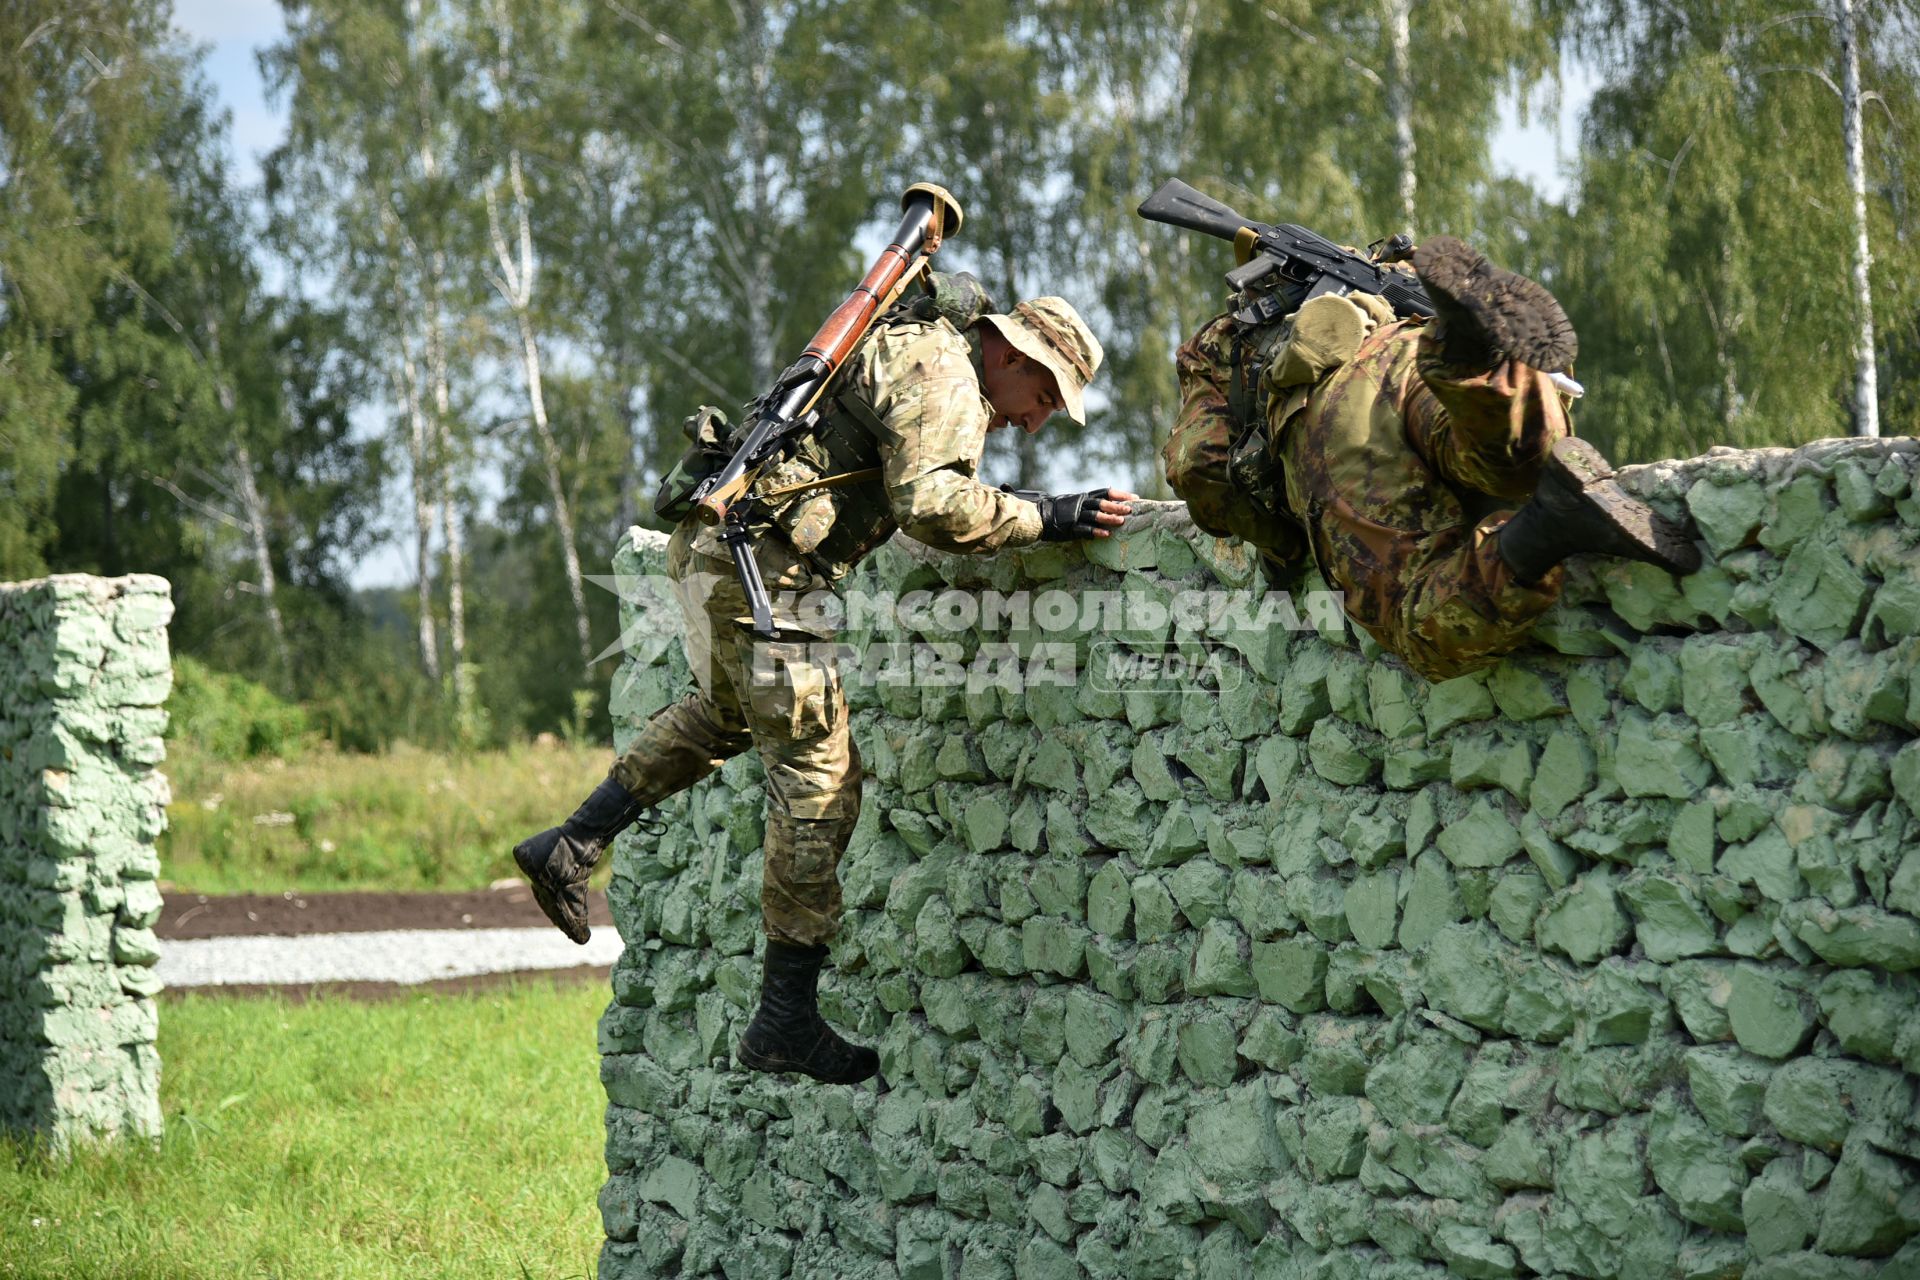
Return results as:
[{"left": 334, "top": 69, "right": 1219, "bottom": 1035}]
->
[{"left": 692, "top": 183, "right": 962, "bottom": 531}]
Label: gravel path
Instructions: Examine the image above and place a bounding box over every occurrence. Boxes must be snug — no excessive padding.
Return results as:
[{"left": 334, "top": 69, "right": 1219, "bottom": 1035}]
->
[{"left": 157, "top": 926, "right": 625, "bottom": 988}]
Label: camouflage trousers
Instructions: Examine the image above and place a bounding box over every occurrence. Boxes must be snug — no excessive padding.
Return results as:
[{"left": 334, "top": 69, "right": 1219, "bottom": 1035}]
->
[
  {"left": 1170, "top": 309, "right": 1573, "bottom": 682},
  {"left": 610, "top": 522, "right": 859, "bottom": 947}
]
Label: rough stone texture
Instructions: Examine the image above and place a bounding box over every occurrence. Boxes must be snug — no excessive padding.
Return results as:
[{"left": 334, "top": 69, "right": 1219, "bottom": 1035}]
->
[
  {"left": 1, "top": 575, "right": 171, "bottom": 1150},
  {"left": 600, "top": 439, "right": 1920, "bottom": 1279}
]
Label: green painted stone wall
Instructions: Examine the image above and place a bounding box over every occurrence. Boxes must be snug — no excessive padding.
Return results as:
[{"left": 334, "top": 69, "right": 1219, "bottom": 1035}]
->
[
  {"left": 599, "top": 438, "right": 1920, "bottom": 1280},
  {"left": 1, "top": 575, "right": 171, "bottom": 1150}
]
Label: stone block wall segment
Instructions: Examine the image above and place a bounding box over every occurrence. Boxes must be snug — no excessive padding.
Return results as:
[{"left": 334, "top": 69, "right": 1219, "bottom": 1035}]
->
[
  {"left": 1, "top": 575, "right": 171, "bottom": 1150},
  {"left": 601, "top": 439, "right": 1920, "bottom": 1279}
]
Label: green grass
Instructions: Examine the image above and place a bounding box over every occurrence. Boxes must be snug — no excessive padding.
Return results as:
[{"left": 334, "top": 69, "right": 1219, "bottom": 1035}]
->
[
  {"left": 0, "top": 979, "right": 610, "bottom": 1279},
  {"left": 160, "top": 740, "right": 612, "bottom": 894}
]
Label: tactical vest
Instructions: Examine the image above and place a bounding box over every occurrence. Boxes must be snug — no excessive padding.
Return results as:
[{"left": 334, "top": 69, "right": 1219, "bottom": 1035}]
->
[
  {"left": 751, "top": 271, "right": 996, "bottom": 582},
  {"left": 1205, "top": 306, "right": 1307, "bottom": 567},
  {"left": 1220, "top": 291, "right": 1397, "bottom": 560}
]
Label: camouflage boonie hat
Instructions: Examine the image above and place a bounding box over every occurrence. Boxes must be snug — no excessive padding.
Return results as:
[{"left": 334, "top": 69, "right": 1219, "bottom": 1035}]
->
[{"left": 980, "top": 297, "right": 1104, "bottom": 425}]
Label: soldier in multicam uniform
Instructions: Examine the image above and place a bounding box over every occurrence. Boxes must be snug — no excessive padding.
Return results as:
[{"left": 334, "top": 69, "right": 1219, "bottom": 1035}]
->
[
  {"left": 513, "top": 278, "right": 1136, "bottom": 1084},
  {"left": 1166, "top": 236, "right": 1699, "bottom": 682}
]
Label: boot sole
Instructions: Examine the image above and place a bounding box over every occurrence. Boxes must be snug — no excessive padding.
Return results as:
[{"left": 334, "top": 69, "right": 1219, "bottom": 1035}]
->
[
  {"left": 513, "top": 841, "right": 592, "bottom": 945},
  {"left": 737, "top": 1038, "right": 878, "bottom": 1085},
  {"left": 1415, "top": 236, "right": 1578, "bottom": 372},
  {"left": 1548, "top": 439, "right": 1703, "bottom": 575}
]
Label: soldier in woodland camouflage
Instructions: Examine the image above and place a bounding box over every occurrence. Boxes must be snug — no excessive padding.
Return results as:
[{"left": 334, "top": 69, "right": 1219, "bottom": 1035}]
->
[
  {"left": 513, "top": 277, "right": 1135, "bottom": 1085},
  {"left": 1166, "top": 237, "right": 1699, "bottom": 682}
]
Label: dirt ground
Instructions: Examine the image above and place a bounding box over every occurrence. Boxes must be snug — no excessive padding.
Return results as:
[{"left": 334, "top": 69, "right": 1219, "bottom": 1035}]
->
[{"left": 155, "top": 883, "right": 614, "bottom": 939}]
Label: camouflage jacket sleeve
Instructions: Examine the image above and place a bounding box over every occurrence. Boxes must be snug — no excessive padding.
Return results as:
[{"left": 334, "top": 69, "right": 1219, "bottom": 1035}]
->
[{"left": 848, "top": 320, "right": 1045, "bottom": 554}]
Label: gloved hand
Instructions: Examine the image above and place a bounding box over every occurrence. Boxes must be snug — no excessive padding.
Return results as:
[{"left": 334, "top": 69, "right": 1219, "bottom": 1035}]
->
[{"left": 1002, "top": 486, "right": 1135, "bottom": 542}]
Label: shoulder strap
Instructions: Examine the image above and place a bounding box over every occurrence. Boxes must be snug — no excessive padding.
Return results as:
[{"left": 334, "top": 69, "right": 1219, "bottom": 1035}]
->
[{"left": 1226, "top": 327, "right": 1262, "bottom": 431}]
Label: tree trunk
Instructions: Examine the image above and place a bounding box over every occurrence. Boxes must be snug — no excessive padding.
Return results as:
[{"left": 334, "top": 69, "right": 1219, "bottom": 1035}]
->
[
  {"left": 401, "top": 0, "right": 442, "bottom": 682},
  {"left": 1835, "top": 0, "right": 1880, "bottom": 437},
  {"left": 481, "top": 0, "right": 595, "bottom": 673},
  {"left": 233, "top": 444, "right": 293, "bottom": 687},
  {"left": 740, "top": 0, "right": 776, "bottom": 390},
  {"left": 438, "top": 465, "right": 466, "bottom": 680},
  {"left": 396, "top": 345, "right": 442, "bottom": 682},
  {"left": 1385, "top": 0, "right": 1416, "bottom": 230},
  {"left": 425, "top": 249, "right": 470, "bottom": 704},
  {"left": 517, "top": 305, "right": 595, "bottom": 670},
  {"left": 617, "top": 374, "right": 644, "bottom": 535},
  {"left": 481, "top": 44, "right": 595, "bottom": 672},
  {"left": 1146, "top": 0, "right": 1201, "bottom": 499},
  {"left": 603, "top": 185, "right": 645, "bottom": 535}
]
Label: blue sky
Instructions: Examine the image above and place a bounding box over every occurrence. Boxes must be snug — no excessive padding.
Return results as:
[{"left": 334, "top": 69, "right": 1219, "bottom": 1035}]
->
[
  {"left": 170, "top": 0, "right": 1596, "bottom": 589},
  {"left": 175, "top": 0, "right": 288, "bottom": 191}
]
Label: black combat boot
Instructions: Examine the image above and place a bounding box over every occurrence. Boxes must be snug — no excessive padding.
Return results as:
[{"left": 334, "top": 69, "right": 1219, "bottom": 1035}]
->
[
  {"left": 1499, "top": 438, "right": 1703, "bottom": 583},
  {"left": 737, "top": 940, "right": 880, "bottom": 1085},
  {"left": 513, "top": 774, "right": 649, "bottom": 944},
  {"left": 1414, "top": 235, "right": 1578, "bottom": 373}
]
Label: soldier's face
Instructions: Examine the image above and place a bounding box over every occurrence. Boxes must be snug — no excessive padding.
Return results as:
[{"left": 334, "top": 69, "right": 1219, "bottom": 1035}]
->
[{"left": 981, "top": 340, "right": 1064, "bottom": 434}]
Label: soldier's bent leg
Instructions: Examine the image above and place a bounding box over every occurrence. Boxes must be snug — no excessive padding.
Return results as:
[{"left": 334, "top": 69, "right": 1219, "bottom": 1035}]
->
[
  {"left": 610, "top": 691, "right": 753, "bottom": 805},
  {"left": 1370, "top": 517, "right": 1564, "bottom": 683},
  {"left": 1411, "top": 352, "right": 1572, "bottom": 502},
  {"left": 512, "top": 775, "right": 651, "bottom": 945},
  {"left": 516, "top": 522, "right": 759, "bottom": 945},
  {"left": 516, "top": 691, "right": 751, "bottom": 944}
]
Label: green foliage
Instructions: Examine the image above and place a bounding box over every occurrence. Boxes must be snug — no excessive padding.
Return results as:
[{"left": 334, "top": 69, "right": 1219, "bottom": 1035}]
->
[
  {"left": 165, "top": 656, "right": 312, "bottom": 762},
  {"left": 1549, "top": 0, "right": 1920, "bottom": 461},
  {"left": 0, "top": 982, "right": 607, "bottom": 1279}
]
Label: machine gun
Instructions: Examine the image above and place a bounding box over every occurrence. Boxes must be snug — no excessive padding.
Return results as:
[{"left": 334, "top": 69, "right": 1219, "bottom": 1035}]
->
[
  {"left": 1137, "top": 178, "right": 1433, "bottom": 327},
  {"left": 686, "top": 182, "right": 964, "bottom": 638}
]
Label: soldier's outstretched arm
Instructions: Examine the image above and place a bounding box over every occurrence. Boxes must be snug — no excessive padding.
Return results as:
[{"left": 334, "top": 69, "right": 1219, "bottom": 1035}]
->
[{"left": 863, "top": 337, "right": 1047, "bottom": 553}]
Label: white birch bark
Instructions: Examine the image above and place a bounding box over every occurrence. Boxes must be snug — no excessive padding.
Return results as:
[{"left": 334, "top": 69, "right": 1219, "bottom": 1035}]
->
[
  {"left": 1386, "top": 0, "right": 1416, "bottom": 229},
  {"left": 394, "top": 333, "right": 443, "bottom": 682},
  {"left": 483, "top": 1, "right": 593, "bottom": 672},
  {"left": 413, "top": 0, "right": 469, "bottom": 686},
  {"left": 486, "top": 150, "right": 595, "bottom": 671},
  {"left": 1835, "top": 0, "right": 1880, "bottom": 437},
  {"left": 425, "top": 263, "right": 468, "bottom": 689},
  {"left": 232, "top": 444, "right": 293, "bottom": 682}
]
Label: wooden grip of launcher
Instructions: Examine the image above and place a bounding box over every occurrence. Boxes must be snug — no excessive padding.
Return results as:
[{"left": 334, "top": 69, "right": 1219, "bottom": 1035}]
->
[{"left": 802, "top": 183, "right": 964, "bottom": 372}]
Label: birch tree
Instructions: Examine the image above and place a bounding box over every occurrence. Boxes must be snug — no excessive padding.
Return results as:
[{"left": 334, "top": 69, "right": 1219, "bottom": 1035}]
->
[
  {"left": 468, "top": 0, "right": 595, "bottom": 671},
  {"left": 264, "top": 0, "right": 470, "bottom": 684},
  {"left": 1549, "top": 0, "right": 1920, "bottom": 458},
  {"left": 583, "top": 0, "right": 887, "bottom": 443},
  {"left": 1834, "top": 0, "right": 1879, "bottom": 436}
]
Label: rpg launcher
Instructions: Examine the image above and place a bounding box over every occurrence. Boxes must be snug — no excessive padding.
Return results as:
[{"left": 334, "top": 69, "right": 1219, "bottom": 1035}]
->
[
  {"left": 689, "top": 182, "right": 964, "bottom": 639},
  {"left": 1137, "top": 177, "right": 1433, "bottom": 328}
]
